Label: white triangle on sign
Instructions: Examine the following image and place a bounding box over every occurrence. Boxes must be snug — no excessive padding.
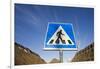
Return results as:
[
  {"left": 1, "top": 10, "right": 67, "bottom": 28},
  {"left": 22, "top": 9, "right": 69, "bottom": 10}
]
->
[{"left": 47, "top": 26, "right": 74, "bottom": 45}]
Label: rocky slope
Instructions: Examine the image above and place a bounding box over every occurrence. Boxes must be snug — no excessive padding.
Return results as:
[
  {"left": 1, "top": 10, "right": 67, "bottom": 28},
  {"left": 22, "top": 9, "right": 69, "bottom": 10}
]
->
[{"left": 15, "top": 42, "right": 46, "bottom": 65}]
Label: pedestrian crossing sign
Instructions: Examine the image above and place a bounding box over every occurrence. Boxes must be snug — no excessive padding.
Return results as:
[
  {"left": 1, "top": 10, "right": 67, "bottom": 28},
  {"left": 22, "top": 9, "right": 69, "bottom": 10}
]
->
[{"left": 44, "top": 23, "right": 77, "bottom": 50}]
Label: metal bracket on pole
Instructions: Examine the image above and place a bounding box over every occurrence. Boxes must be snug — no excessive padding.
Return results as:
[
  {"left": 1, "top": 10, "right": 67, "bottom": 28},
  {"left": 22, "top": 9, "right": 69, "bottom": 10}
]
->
[{"left": 59, "top": 49, "right": 63, "bottom": 63}]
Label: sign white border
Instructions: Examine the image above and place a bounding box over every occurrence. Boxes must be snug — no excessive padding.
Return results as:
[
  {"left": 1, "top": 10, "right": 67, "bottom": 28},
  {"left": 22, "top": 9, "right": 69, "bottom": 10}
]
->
[{"left": 44, "top": 22, "right": 78, "bottom": 51}]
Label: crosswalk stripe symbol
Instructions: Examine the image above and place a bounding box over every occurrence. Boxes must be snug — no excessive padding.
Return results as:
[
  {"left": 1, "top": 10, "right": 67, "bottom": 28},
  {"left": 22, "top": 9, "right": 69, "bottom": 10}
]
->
[{"left": 47, "top": 26, "right": 74, "bottom": 45}]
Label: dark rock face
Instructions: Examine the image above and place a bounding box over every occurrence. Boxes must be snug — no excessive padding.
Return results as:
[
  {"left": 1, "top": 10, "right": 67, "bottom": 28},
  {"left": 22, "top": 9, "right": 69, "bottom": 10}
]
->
[
  {"left": 15, "top": 43, "right": 46, "bottom": 65},
  {"left": 72, "top": 43, "right": 94, "bottom": 62}
]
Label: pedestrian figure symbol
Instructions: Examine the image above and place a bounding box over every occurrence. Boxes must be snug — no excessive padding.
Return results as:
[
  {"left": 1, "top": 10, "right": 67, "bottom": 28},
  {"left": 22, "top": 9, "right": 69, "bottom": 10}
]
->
[{"left": 56, "top": 30, "right": 64, "bottom": 44}]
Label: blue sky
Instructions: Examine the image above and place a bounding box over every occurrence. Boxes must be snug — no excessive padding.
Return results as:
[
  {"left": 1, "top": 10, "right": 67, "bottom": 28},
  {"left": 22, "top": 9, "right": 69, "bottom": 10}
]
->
[{"left": 15, "top": 4, "right": 94, "bottom": 62}]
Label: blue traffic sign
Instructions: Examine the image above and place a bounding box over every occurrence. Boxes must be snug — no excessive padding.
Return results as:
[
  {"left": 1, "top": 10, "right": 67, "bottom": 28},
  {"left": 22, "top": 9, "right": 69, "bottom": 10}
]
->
[{"left": 44, "top": 23, "right": 77, "bottom": 50}]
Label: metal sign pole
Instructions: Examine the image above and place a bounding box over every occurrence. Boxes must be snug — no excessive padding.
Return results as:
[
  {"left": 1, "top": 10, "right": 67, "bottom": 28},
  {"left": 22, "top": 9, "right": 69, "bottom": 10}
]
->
[{"left": 59, "top": 49, "right": 63, "bottom": 63}]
